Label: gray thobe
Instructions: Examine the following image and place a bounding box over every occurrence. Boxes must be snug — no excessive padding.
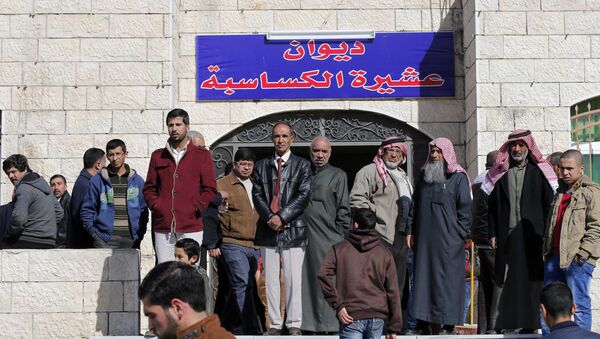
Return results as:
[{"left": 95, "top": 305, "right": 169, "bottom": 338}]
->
[
  {"left": 410, "top": 172, "right": 472, "bottom": 325},
  {"left": 301, "top": 164, "right": 351, "bottom": 332}
]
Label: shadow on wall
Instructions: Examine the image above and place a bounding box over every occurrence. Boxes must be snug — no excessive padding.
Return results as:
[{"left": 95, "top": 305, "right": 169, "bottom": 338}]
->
[
  {"left": 96, "top": 249, "right": 141, "bottom": 336},
  {"left": 417, "top": 0, "right": 466, "bottom": 176}
]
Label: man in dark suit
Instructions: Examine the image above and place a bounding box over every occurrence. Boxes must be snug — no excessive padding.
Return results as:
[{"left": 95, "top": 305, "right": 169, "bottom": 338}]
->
[
  {"left": 541, "top": 283, "right": 600, "bottom": 338},
  {"left": 252, "top": 122, "right": 311, "bottom": 336}
]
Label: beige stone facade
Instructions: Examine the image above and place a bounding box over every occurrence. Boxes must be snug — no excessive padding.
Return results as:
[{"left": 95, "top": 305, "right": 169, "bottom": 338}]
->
[
  {"left": 0, "top": 0, "right": 598, "bottom": 337},
  {"left": 0, "top": 249, "right": 140, "bottom": 338}
]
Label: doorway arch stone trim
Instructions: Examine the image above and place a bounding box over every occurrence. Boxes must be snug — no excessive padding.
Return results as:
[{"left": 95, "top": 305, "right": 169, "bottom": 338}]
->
[{"left": 210, "top": 109, "right": 434, "bottom": 181}]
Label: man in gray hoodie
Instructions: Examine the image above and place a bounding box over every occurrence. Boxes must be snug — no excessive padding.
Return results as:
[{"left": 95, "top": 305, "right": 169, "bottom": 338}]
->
[{"left": 1, "top": 154, "right": 63, "bottom": 249}]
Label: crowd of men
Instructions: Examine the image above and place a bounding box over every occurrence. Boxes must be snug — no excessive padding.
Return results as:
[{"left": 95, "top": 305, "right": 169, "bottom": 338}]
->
[{"left": 1, "top": 107, "right": 600, "bottom": 339}]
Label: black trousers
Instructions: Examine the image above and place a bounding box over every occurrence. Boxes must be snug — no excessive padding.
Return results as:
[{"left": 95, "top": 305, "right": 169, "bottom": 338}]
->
[
  {"left": 381, "top": 233, "right": 409, "bottom": 304},
  {"left": 477, "top": 248, "right": 496, "bottom": 334}
]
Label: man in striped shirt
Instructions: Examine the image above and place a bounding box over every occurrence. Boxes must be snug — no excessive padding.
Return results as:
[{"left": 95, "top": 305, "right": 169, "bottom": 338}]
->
[{"left": 81, "top": 139, "right": 148, "bottom": 249}]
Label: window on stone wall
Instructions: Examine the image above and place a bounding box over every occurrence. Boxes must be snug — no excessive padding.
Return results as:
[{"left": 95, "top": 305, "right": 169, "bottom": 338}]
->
[{"left": 571, "top": 98, "right": 600, "bottom": 183}]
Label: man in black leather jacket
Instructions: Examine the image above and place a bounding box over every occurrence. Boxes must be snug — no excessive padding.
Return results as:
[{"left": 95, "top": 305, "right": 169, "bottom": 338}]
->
[{"left": 252, "top": 122, "right": 312, "bottom": 336}]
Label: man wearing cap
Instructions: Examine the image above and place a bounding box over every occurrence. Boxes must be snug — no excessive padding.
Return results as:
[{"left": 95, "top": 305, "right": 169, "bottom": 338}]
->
[
  {"left": 350, "top": 136, "right": 413, "bottom": 305},
  {"left": 407, "top": 138, "right": 472, "bottom": 335},
  {"left": 484, "top": 129, "right": 557, "bottom": 333}
]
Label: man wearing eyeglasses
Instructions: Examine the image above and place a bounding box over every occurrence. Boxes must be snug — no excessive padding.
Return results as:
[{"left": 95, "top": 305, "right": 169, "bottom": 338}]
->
[
  {"left": 216, "top": 148, "right": 262, "bottom": 334},
  {"left": 81, "top": 139, "right": 148, "bottom": 249},
  {"left": 350, "top": 136, "right": 413, "bottom": 323}
]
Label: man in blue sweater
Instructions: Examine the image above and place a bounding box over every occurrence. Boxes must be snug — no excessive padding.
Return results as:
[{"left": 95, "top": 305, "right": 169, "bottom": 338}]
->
[
  {"left": 541, "top": 283, "right": 600, "bottom": 338},
  {"left": 81, "top": 139, "right": 148, "bottom": 249}
]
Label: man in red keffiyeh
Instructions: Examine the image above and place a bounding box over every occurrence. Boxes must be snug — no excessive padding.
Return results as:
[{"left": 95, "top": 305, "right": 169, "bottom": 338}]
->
[
  {"left": 486, "top": 129, "right": 556, "bottom": 333},
  {"left": 407, "top": 137, "right": 472, "bottom": 335},
  {"left": 350, "top": 136, "right": 413, "bottom": 311}
]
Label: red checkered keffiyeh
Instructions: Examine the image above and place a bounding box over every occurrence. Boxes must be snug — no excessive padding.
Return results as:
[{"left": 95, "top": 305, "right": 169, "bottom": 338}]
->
[
  {"left": 424, "top": 137, "right": 469, "bottom": 176},
  {"left": 374, "top": 136, "right": 408, "bottom": 188},
  {"left": 482, "top": 129, "right": 558, "bottom": 194}
]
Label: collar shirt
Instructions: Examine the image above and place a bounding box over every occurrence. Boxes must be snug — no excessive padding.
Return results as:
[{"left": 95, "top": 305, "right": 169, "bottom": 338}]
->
[
  {"left": 273, "top": 149, "right": 292, "bottom": 167},
  {"left": 169, "top": 142, "right": 188, "bottom": 164},
  {"left": 237, "top": 176, "right": 254, "bottom": 208}
]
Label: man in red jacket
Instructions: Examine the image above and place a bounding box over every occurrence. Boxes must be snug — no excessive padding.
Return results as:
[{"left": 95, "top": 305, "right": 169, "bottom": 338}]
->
[{"left": 144, "top": 108, "right": 217, "bottom": 263}]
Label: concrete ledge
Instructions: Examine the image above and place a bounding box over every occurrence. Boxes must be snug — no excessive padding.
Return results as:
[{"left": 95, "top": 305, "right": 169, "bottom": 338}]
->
[{"left": 0, "top": 249, "right": 141, "bottom": 338}]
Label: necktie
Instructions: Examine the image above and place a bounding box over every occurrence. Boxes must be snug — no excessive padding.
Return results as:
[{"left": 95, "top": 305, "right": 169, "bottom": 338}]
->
[{"left": 270, "top": 157, "right": 283, "bottom": 213}]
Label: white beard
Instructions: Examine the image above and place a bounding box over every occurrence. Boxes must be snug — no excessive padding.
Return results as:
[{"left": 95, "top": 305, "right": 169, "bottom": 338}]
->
[
  {"left": 384, "top": 160, "right": 400, "bottom": 170},
  {"left": 423, "top": 161, "right": 446, "bottom": 184}
]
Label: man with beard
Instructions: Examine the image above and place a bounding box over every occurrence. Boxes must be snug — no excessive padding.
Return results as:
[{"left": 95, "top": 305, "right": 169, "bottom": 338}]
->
[
  {"left": 144, "top": 109, "right": 217, "bottom": 263},
  {"left": 302, "top": 136, "right": 351, "bottom": 334},
  {"left": 140, "top": 261, "right": 234, "bottom": 339},
  {"left": 1, "top": 154, "right": 64, "bottom": 249},
  {"left": 50, "top": 174, "right": 70, "bottom": 248},
  {"left": 350, "top": 136, "right": 413, "bottom": 309},
  {"left": 484, "top": 129, "right": 557, "bottom": 333},
  {"left": 407, "top": 138, "right": 472, "bottom": 335}
]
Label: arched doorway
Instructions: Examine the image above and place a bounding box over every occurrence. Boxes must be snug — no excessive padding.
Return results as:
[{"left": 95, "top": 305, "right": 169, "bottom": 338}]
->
[{"left": 210, "top": 110, "right": 433, "bottom": 184}]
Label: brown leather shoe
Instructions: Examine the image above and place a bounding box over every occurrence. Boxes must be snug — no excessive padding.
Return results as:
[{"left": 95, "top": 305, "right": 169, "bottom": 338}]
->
[{"left": 288, "top": 327, "right": 302, "bottom": 336}]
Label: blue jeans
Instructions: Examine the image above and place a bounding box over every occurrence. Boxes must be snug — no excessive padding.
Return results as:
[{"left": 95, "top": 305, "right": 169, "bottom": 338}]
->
[
  {"left": 542, "top": 255, "right": 594, "bottom": 333},
  {"left": 339, "top": 318, "right": 384, "bottom": 339},
  {"left": 220, "top": 243, "right": 260, "bottom": 313},
  {"left": 463, "top": 279, "right": 479, "bottom": 323}
]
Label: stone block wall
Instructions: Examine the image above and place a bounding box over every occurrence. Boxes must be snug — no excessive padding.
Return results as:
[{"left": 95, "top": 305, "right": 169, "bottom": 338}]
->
[
  {"left": 463, "top": 0, "right": 578, "bottom": 176},
  {"left": 0, "top": 0, "right": 468, "bottom": 305},
  {"left": 173, "top": 0, "right": 467, "bottom": 164},
  {"left": 0, "top": 0, "right": 173, "bottom": 203},
  {"left": 0, "top": 249, "right": 140, "bottom": 339}
]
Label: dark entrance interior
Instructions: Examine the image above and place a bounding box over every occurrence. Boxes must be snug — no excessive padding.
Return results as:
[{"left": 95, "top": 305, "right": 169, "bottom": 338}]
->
[
  {"left": 242, "top": 145, "right": 401, "bottom": 186},
  {"left": 209, "top": 110, "right": 432, "bottom": 184}
]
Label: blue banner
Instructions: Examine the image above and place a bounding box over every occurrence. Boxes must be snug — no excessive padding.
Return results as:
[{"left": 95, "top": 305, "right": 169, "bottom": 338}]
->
[{"left": 195, "top": 32, "right": 454, "bottom": 101}]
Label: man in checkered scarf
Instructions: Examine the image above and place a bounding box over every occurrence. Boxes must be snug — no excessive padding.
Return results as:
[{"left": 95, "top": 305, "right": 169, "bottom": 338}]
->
[
  {"left": 350, "top": 136, "right": 413, "bottom": 312},
  {"left": 407, "top": 137, "right": 472, "bottom": 335},
  {"left": 486, "top": 129, "right": 556, "bottom": 333}
]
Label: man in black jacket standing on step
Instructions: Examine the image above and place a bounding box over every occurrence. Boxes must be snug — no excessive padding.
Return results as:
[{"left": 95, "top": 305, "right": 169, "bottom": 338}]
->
[{"left": 252, "top": 122, "right": 311, "bottom": 336}]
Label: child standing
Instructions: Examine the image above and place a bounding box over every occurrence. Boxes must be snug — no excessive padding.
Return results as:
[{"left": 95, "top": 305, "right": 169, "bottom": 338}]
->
[
  {"left": 318, "top": 208, "right": 402, "bottom": 339},
  {"left": 175, "top": 238, "right": 214, "bottom": 314}
]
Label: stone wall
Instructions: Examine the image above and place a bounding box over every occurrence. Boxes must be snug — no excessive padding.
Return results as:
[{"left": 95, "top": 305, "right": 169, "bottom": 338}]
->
[
  {"left": 463, "top": 0, "right": 576, "bottom": 176},
  {"left": 0, "top": 0, "right": 468, "bottom": 310},
  {"left": 0, "top": 249, "right": 140, "bottom": 339},
  {"left": 0, "top": 0, "right": 467, "bottom": 204},
  {"left": 0, "top": 0, "right": 173, "bottom": 203},
  {"left": 173, "top": 0, "right": 467, "bottom": 163}
]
